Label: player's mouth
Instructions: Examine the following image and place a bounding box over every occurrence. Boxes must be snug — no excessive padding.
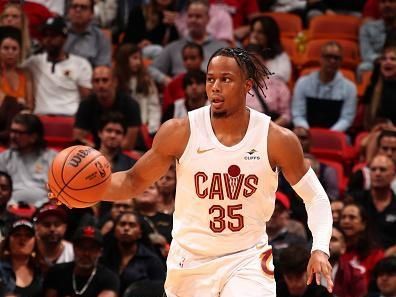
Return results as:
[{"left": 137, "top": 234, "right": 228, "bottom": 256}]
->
[{"left": 210, "top": 96, "right": 224, "bottom": 109}]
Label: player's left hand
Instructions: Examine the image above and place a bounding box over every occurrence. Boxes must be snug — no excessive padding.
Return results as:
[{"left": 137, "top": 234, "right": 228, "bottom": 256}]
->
[{"left": 306, "top": 250, "right": 333, "bottom": 293}]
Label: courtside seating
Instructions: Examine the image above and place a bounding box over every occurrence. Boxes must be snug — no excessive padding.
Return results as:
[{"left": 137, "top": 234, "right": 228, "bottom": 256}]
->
[
  {"left": 308, "top": 15, "right": 361, "bottom": 42},
  {"left": 309, "top": 128, "right": 355, "bottom": 163},
  {"left": 301, "top": 39, "right": 360, "bottom": 71},
  {"left": 262, "top": 12, "right": 303, "bottom": 39},
  {"left": 39, "top": 115, "right": 75, "bottom": 150}
]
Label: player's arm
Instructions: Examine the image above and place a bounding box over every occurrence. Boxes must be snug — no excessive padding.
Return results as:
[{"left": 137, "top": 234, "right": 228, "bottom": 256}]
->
[
  {"left": 102, "top": 118, "right": 189, "bottom": 201},
  {"left": 268, "top": 123, "right": 333, "bottom": 292}
]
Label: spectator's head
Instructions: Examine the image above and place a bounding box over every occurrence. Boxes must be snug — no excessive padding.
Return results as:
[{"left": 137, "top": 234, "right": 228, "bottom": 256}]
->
[
  {"left": 183, "top": 70, "right": 207, "bottom": 110},
  {"left": 98, "top": 112, "right": 127, "bottom": 151},
  {"left": 293, "top": 127, "right": 311, "bottom": 153},
  {"left": 0, "top": 26, "right": 22, "bottom": 65},
  {"left": 110, "top": 199, "right": 134, "bottom": 221},
  {"left": 114, "top": 211, "right": 142, "bottom": 246},
  {"left": 340, "top": 202, "right": 368, "bottom": 242},
  {"left": 9, "top": 113, "right": 46, "bottom": 154},
  {"left": 380, "top": 45, "right": 396, "bottom": 80},
  {"left": 186, "top": 0, "right": 210, "bottom": 40},
  {"left": 249, "top": 16, "right": 283, "bottom": 60},
  {"left": 377, "top": 129, "right": 396, "bottom": 162},
  {"left": 304, "top": 153, "right": 320, "bottom": 177},
  {"left": 331, "top": 200, "right": 344, "bottom": 227},
  {"left": 68, "top": 0, "right": 94, "bottom": 30},
  {"left": 34, "top": 203, "right": 68, "bottom": 247},
  {"left": 0, "top": 3, "right": 25, "bottom": 30},
  {"left": 267, "top": 192, "right": 290, "bottom": 237},
  {"left": 72, "top": 225, "right": 102, "bottom": 271},
  {"left": 278, "top": 245, "right": 311, "bottom": 297},
  {"left": 379, "top": 0, "right": 396, "bottom": 22},
  {"left": 329, "top": 226, "right": 346, "bottom": 264},
  {"left": 41, "top": 17, "right": 68, "bottom": 58},
  {"left": 92, "top": 66, "right": 117, "bottom": 105},
  {"left": 0, "top": 171, "right": 12, "bottom": 210},
  {"left": 156, "top": 163, "right": 176, "bottom": 197},
  {"left": 374, "top": 256, "right": 396, "bottom": 297},
  {"left": 320, "top": 41, "right": 343, "bottom": 77},
  {"left": 134, "top": 184, "right": 161, "bottom": 213},
  {"left": 182, "top": 42, "right": 204, "bottom": 72},
  {"left": 369, "top": 154, "right": 395, "bottom": 191},
  {"left": 1, "top": 219, "right": 35, "bottom": 260}
]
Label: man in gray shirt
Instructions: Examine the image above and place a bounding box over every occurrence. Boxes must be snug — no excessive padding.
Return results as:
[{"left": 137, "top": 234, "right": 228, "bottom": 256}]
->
[
  {"left": 149, "top": 0, "right": 227, "bottom": 85},
  {"left": 64, "top": 0, "right": 111, "bottom": 67}
]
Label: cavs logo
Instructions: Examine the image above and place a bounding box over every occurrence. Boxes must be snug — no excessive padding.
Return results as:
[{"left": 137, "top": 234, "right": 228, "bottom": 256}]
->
[
  {"left": 260, "top": 249, "right": 274, "bottom": 278},
  {"left": 245, "top": 149, "right": 260, "bottom": 160},
  {"left": 94, "top": 161, "right": 106, "bottom": 178}
]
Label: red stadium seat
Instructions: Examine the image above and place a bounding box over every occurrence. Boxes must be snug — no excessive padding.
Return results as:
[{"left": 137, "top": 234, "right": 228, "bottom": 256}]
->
[
  {"left": 261, "top": 12, "right": 303, "bottom": 39},
  {"left": 318, "top": 158, "right": 347, "bottom": 197},
  {"left": 308, "top": 15, "right": 361, "bottom": 42},
  {"left": 39, "top": 115, "right": 75, "bottom": 150}
]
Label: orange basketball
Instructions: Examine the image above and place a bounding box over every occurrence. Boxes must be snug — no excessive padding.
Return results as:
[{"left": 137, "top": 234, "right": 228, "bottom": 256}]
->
[{"left": 48, "top": 145, "right": 112, "bottom": 208}]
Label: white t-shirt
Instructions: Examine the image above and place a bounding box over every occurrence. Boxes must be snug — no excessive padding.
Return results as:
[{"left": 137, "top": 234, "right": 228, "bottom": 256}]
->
[
  {"left": 57, "top": 240, "right": 74, "bottom": 264},
  {"left": 24, "top": 53, "right": 92, "bottom": 116}
]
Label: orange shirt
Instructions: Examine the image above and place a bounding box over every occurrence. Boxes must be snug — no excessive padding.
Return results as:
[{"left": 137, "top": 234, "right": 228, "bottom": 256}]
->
[{"left": 0, "top": 69, "right": 27, "bottom": 99}]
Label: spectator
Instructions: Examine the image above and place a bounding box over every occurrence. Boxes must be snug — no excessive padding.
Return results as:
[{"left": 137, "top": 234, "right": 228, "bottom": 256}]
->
[
  {"left": 64, "top": 0, "right": 112, "bottom": 67},
  {"left": 101, "top": 211, "right": 166, "bottom": 294},
  {"left": 98, "top": 112, "right": 137, "bottom": 172},
  {"left": 74, "top": 65, "right": 142, "bottom": 150},
  {"left": 149, "top": 0, "right": 227, "bottom": 85},
  {"left": 24, "top": 16, "right": 92, "bottom": 116},
  {"left": 0, "top": 92, "right": 24, "bottom": 146},
  {"left": 292, "top": 41, "right": 357, "bottom": 132},
  {"left": 248, "top": 16, "right": 292, "bottom": 82},
  {"left": 267, "top": 192, "right": 307, "bottom": 265},
  {"left": 0, "top": 219, "right": 42, "bottom": 297},
  {"left": 0, "top": 26, "right": 33, "bottom": 111},
  {"left": 0, "top": 171, "right": 13, "bottom": 239},
  {"left": 363, "top": 44, "right": 396, "bottom": 127},
  {"left": 277, "top": 245, "right": 332, "bottom": 297},
  {"left": 339, "top": 202, "right": 384, "bottom": 286},
  {"left": 367, "top": 256, "right": 396, "bottom": 297},
  {"left": 34, "top": 203, "right": 74, "bottom": 275},
  {"left": 155, "top": 163, "right": 176, "bottom": 214},
  {"left": 329, "top": 226, "right": 367, "bottom": 297},
  {"left": 162, "top": 42, "right": 204, "bottom": 112},
  {"left": 99, "top": 199, "right": 134, "bottom": 235},
  {"left": 358, "top": 0, "right": 396, "bottom": 74},
  {"left": 114, "top": 44, "right": 161, "bottom": 134},
  {"left": 43, "top": 225, "right": 119, "bottom": 297},
  {"left": 94, "top": 0, "right": 117, "bottom": 30},
  {"left": 245, "top": 43, "right": 292, "bottom": 127},
  {"left": 306, "top": 0, "right": 366, "bottom": 21},
  {"left": 331, "top": 200, "right": 344, "bottom": 228},
  {"left": 123, "top": 0, "right": 179, "bottom": 59},
  {"left": 0, "top": 3, "right": 32, "bottom": 59},
  {"left": 0, "top": 113, "right": 57, "bottom": 207},
  {"left": 350, "top": 154, "right": 396, "bottom": 250},
  {"left": 162, "top": 69, "right": 207, "bottom": 123}
]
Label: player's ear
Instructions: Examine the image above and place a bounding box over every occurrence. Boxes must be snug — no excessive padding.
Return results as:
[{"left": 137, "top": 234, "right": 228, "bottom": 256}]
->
[{"left": 245, "top": 79, "right": 253, "bottom": 94}]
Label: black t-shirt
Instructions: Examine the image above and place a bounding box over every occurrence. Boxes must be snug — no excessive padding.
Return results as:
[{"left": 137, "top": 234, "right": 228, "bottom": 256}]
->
[
  {"left": 14, "top": 270, "right": 42, "bottom": 297},
  {"left": 43, "top": 262, "right": 119, "bottom": 297},
  {"left": 75, "top": 91, "right": 142, "bottom": 147}
]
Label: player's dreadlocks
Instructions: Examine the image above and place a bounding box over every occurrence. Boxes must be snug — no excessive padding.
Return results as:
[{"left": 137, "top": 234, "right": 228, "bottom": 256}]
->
[{"left": 207, "top": 47, "right": 273, "bottom": 96}]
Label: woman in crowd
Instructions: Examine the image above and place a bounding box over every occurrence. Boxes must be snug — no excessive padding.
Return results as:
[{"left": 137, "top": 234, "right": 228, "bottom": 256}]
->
[
  {"left": 115, "top": 44, "right": 161, "bottom": 135},
  {"left": 0, "top": 219, "right": 42, "bottom": 297}
]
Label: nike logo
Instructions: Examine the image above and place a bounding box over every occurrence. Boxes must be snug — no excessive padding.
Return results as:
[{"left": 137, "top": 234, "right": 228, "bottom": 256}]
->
[{"left": 197, "top": 147, "right": 215, "bottom": 154}]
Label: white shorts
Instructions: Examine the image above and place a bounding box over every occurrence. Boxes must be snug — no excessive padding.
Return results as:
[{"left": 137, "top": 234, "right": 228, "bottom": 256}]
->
[{"left": 164, "top": 241, "right": 276, "bottom": 297}]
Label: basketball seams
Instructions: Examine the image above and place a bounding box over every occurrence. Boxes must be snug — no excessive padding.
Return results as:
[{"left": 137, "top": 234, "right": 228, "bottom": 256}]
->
[
  {"left": 60, "top": 146, "right": 81, "bottom": 185},
  {"left": 67, "top": 170, "right": 111, "bottom": 190}
]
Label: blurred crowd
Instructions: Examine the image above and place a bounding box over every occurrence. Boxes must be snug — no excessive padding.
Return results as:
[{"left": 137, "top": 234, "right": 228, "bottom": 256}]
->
[{"left": 0, "top": 0, "right": 395, "bottom": 296}]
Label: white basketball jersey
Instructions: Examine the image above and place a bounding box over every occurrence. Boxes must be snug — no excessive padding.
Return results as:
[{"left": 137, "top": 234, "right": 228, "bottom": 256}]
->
[{"left": 173, "top": 106, "right": 278, "bottom": 257}]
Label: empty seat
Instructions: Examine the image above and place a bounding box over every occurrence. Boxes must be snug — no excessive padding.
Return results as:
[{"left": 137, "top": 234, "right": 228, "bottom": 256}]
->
[
  {"left": 308, "top": 15, "right": 361, "bottom": 42},
  {"left": 262, "top": 12, "right": 303, "bottom": 38},
  {"left": 39, "top": 115, "right": 75, "bottom": 149}
]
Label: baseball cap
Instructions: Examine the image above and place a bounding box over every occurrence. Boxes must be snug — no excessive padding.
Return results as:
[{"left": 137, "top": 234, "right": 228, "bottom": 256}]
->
[
  {"left": 34, "top": 203, "right": 68, "bottom": 223},
  {"left": 42, "top": 16, "right": 68, "bottom": 36},
  {"left": 9, "top": 219, "right": 34, "bottom": 235},
  {"left": 275, "top": 192, "right": 290, "bottom": 210},
  {"left": 73, "top": 225, "right": 103, "bottom": 246}
]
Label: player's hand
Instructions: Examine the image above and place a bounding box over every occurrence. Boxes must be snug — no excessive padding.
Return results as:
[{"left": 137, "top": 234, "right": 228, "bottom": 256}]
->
[
  {"left": 47, "top": 184, "right": 72, "bottom": 209},
  {"left": 306, "top": 250, "right": 333, "bottom": 293}
]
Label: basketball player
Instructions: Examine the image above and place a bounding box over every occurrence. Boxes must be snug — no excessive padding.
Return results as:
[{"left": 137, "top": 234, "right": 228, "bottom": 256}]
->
[{"left": 51, "top": 47, "right": 333, "bottom": 296}]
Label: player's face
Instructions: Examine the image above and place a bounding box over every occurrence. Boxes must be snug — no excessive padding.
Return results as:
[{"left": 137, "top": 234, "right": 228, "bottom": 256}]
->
[
  {"left": 99, "top": 122, "right": 125, "bottom": 150},
  {"left": 340, "top": 205, "right": 365, "bottom": 238},
  {"left": 35, "top": 215, "right": 66, "bottom": 245},
  {"left": 182, "top": 47, "right": 203, "bottom": 71},
  {"left": 206, "top": 56, "right": 252, "bottom": 118},
  {"left": 114, "top": 213, "right": 141, "bottom": 243},
  {"left": 9, "top": 228, "right": 35, "bottom": 257},
  {"left": 369, "top": 155, "right": 395, "bottom": 189},
  {"left": 378, "top": 136, "right": 396, "bottom": 162}
]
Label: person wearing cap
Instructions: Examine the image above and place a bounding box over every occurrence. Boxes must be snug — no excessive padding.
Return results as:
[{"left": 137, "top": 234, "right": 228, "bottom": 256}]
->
[
  {"left": 368, "top": 256, "right": 396, "bottom": 297},
  {"left": 23, "top": 16, "right": 92, "bottom": 116},
  {"left": 64, "top": 0, "right": 111, "bottom": 67},
  {"left": 34, "top": 203, "right": 74, "bottom": 275},
  {"left": 0, "top": 219, "right": 42, "bottom": 297},
  {"left": 43, "top": 225, "right": 119, "bottom": 297}
]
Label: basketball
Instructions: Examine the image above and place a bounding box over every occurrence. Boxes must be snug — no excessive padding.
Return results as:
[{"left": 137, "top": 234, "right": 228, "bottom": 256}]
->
[{"left": 48, "top": 145, "right": 112, "bottom": 208}]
